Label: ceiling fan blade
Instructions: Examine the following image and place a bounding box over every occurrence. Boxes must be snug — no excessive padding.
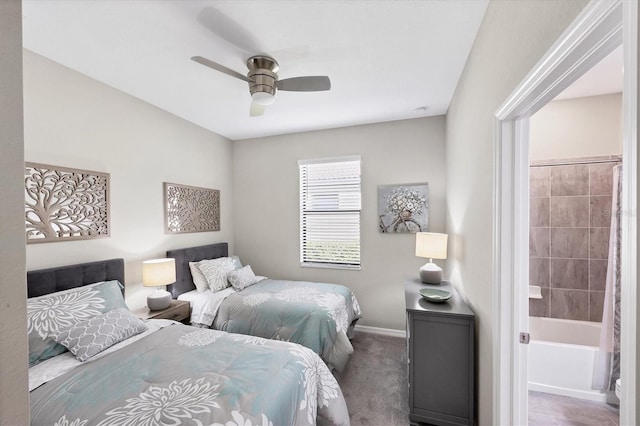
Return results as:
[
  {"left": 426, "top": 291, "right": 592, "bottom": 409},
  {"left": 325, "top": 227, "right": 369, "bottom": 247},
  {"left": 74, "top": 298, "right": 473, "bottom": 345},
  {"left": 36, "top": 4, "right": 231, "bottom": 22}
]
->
[
  {"left": 250, "top": 102, "right": 266, "bottom": 117},
  {"left": 191, "top": 56, "right": 252, "bottom": 83},
  {"left": 277, "top": 76, "right": 331, "bottom": 92}
]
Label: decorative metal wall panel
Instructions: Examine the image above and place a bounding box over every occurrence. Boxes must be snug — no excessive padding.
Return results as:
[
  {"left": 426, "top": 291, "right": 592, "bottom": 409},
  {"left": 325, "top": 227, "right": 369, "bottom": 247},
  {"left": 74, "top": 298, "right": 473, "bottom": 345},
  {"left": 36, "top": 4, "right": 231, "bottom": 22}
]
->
[
  {"left": 164, "top": 182, "right": 220, "bottom": 233},
  {"left": 25, "top": 162, "right": 110, "bottom": 243}
]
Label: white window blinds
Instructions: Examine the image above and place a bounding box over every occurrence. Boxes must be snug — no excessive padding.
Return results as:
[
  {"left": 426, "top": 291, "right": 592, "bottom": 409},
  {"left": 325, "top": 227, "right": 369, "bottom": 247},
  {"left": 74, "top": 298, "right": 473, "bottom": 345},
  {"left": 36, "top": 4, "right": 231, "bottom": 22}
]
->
[{"left": 299, "top": 157, "right": 361, "bottom": 268}]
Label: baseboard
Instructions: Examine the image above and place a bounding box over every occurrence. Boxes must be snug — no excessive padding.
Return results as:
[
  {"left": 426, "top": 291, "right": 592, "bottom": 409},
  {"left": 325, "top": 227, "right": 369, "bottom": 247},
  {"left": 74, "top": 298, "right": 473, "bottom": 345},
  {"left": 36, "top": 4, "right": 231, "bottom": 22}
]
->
[
  {"left": 354, "top": 324, "right": 406, "bottom": 338},
  {"left": 528, "top": 382, "right": 608, "bottom": 403}
]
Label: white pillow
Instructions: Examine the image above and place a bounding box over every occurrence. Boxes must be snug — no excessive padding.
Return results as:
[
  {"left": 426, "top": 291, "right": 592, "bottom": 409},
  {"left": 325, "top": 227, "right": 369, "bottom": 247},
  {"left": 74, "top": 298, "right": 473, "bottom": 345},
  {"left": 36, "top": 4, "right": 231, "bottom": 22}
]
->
[
  {"left": 198, "top": 257, "right": 236, "bottom": 292},
  {"left": 228, "top": 265, "right": 258, "bottom": 291},
  {"left": 230, "top": 255, "right": 243, "bottom": 270},
  {"left": 189, "top": 261, "right": 209, "bottom": 292}
]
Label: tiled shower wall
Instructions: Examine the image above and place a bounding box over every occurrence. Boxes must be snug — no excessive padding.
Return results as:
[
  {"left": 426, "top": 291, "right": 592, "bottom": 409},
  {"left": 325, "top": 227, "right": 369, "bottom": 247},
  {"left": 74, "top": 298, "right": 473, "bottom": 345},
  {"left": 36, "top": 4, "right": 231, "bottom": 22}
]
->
[{"left": 529, "top": 157, "right": 620, "bottom": 322}]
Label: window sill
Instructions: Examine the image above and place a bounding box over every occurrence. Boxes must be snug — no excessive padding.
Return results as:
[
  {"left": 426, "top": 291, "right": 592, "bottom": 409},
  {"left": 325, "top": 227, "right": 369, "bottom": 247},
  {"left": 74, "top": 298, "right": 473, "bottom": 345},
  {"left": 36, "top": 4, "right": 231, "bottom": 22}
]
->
[{"left": 301, "top": 262, "right": 361, "bottom": 271}]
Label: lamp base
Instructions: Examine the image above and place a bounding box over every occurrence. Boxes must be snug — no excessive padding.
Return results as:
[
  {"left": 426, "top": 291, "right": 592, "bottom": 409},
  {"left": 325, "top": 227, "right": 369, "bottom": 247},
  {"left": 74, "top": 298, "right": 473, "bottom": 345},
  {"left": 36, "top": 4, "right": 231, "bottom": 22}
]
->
[
  {"left": 419, "top": 262, "right": 443, "bottom": 284},
  {"left": 147, "top": 289, "right": 172, "bottom": 311}
]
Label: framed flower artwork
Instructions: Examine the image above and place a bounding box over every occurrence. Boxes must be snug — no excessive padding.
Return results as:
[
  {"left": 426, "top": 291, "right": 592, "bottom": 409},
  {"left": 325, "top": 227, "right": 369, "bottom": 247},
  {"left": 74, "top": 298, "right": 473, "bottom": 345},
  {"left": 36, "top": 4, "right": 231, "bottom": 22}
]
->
[{"left": 378, "top": 183, "right": 429, "bottom": 233}]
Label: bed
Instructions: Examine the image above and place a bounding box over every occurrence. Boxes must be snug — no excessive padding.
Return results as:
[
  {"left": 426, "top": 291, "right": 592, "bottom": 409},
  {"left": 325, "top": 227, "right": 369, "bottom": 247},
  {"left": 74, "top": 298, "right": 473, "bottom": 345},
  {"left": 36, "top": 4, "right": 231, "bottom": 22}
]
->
[
  {"left": 167, "top": 243, "right": 362, "bottom": 372},
  {"left": 27, "top": 258, "right": 350, "bottom": 426}
]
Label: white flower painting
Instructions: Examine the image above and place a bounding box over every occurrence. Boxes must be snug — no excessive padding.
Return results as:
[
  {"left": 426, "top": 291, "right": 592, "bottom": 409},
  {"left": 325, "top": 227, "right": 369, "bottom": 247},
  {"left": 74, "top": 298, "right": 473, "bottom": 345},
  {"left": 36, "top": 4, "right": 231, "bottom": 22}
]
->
[{"left": 378, "top": 183, "right": 429, "bottom": 233}]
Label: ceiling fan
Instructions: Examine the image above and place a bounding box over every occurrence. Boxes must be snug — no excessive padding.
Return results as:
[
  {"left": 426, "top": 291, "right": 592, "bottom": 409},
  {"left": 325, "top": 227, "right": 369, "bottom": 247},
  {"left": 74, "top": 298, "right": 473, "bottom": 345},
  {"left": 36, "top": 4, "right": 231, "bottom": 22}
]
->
[{"left": 191, "top": 55, "right": 331, "bottom": 116}]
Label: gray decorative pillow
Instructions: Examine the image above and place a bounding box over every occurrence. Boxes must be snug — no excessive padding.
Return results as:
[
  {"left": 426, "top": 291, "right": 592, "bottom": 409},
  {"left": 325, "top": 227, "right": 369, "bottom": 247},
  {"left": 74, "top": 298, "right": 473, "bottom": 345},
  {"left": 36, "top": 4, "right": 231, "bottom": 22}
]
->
[
  {"left": 53, "top": 308, "right": 147, "bottom": 362},
  {"left": 228, "top": 265, "right": 258, "bottom": 291},
  {"left": 27, "top": 280, "right": 128, "bottom": 366},
  {"left": 198, "top": 257, "right": 236, "bottom": 292},
  {"left": 189, "top": 261, "right": 209, "bottom": 292}
]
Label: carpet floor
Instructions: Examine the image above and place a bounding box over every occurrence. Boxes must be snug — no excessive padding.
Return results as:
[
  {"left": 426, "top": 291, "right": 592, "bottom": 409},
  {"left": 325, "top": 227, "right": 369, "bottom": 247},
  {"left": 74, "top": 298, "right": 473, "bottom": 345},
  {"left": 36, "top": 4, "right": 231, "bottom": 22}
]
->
[
  {"left": 336, "top": 332, "right": 621, "bottom": 426},
  {"left": 335, "top": 331, "right": 410, "bottom": 426}
]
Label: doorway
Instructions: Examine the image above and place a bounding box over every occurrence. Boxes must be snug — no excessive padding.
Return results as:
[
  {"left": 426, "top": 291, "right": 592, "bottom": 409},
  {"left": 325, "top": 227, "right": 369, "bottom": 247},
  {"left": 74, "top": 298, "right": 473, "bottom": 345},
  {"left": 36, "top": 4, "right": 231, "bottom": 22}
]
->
[
  {"left": 527, "top": 52, "right": 623, "bottom": 423},
  {"left": 493, "top": 1, "right": 637, "bottom": 425}
]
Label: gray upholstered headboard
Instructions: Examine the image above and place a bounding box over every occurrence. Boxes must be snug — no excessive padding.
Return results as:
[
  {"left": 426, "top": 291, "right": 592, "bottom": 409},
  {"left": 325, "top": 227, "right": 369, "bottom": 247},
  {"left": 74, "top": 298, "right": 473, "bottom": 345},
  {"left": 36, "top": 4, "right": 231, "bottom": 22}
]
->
[
  {"left": 27, "top": 258, "right": 125, "bottom": 298},
  {"left": 166, "top": 243, "right": 228, "bottom": 298}
]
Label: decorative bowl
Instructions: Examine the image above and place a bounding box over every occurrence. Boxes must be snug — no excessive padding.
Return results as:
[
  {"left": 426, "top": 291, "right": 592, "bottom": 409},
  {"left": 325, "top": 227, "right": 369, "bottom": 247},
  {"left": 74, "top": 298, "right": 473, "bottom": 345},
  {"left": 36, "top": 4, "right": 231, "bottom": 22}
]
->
[{"left": 419, "top": 288, "right": 452, "bottom": 303}]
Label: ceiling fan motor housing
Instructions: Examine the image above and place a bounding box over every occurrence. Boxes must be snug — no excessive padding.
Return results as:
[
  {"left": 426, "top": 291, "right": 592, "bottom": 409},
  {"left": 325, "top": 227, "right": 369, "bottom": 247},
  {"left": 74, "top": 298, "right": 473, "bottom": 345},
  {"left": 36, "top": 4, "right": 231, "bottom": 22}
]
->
[{"left": 247, "top": 56, "right": 279, "bottom": 103}]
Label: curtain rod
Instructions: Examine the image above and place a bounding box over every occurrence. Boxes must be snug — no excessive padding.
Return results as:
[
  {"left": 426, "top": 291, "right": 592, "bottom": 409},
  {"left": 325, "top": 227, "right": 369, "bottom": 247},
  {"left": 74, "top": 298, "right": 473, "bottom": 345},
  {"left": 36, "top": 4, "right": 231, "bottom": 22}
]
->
[{"left": 530, "top": 156, "right": 621, "bottom": 167}]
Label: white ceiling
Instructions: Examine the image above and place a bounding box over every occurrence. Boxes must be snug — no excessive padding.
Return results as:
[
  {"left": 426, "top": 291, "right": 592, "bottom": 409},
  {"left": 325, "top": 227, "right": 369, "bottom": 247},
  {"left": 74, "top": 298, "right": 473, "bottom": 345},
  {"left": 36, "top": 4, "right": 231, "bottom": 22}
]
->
[
  {"left": 22, "top": 0, "right": 489, "bottom": 141},
  {"left": 555, "top": 45, "right": 623, "bottom": 101}
]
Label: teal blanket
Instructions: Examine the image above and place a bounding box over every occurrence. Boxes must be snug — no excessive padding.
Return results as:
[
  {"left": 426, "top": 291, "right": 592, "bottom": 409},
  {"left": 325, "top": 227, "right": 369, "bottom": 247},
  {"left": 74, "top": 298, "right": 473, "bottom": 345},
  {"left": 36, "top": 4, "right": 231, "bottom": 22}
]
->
[
  {"left": 213, "top": 279, "right": 362, "bottom": 371},
  {"left": 30, "top": 324, "right": 350, "bottom": 426}
]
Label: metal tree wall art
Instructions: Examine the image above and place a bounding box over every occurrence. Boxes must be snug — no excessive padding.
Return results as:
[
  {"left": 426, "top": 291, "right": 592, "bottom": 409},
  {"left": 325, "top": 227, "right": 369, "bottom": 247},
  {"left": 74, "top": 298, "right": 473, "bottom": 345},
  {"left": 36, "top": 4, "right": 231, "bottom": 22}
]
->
[
  {"left": 25, "top": 162, "right": 110, "bottom": 243},
  {"left": 378, "top": 183, "right": 429, "bottom": 233},
  {"left": 164, "top": 182, "right": 220, "bottom": 233}
]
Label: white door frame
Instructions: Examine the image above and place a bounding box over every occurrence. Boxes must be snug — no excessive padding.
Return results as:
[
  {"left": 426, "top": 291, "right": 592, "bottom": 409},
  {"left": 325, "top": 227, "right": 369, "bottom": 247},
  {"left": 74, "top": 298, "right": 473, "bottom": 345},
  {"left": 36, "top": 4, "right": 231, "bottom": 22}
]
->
[{"left": 493, "top": 0, "right": 637, "bottom": 424}]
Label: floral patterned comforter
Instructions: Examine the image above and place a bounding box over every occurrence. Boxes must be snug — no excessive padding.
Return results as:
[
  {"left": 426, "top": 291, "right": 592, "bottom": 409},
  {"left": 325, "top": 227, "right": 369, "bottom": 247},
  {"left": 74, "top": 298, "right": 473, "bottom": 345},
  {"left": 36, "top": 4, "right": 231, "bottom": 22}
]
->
[
  {"left": 212, "top": 279, "right": 362, "bottom": 372},
  {"left": 30, "top": 324, "right": 350, "bottom": 426}
]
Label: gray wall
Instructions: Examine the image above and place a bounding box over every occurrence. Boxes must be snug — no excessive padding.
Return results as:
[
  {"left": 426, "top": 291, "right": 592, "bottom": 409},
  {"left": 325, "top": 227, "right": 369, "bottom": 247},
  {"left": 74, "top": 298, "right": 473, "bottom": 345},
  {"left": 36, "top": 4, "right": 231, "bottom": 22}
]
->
[
  {"left": 445, "top": 1, "right": 588, "bottom": 424},
  {"left": 0, "top": 0, "right": 29, "bottom": 423},
  {"left": 233, "top": 117, "right": 446, "bottom": 331},
  {"left": 23, "top": 51, "right": 235, "bottom": 310},
  {"left": 530, "top": 93, "right": 623, "bottom": 160}
]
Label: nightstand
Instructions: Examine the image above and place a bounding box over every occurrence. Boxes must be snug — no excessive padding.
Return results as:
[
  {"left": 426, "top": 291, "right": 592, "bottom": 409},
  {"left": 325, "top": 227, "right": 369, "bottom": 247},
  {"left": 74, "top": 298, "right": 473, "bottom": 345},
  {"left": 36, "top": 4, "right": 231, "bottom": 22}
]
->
[
  {"left": 134, "top": 299, "right": 191, "bottom": 324},
  {"left": 405, "top": 277, "right": 475, "bottom": 426}
]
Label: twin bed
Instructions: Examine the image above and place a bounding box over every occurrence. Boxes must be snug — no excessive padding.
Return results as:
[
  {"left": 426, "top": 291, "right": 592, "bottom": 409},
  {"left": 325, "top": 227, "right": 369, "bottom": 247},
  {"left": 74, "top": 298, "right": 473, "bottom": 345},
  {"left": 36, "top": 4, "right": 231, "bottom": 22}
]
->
[
  {"left": 167, "top": 243, "right": 362, "bottom": 372},
  {"left": 27, "top": 257, "right": 351, "bottom": 426}
]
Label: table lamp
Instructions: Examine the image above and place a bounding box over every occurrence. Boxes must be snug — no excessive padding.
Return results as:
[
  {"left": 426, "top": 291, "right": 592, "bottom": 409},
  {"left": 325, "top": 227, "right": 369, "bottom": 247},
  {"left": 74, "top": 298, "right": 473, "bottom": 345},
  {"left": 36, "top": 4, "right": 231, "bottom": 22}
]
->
[
  {"left": 142, "top": 258, "right": 176, "bottom": 310},
  {"left": 415, "top": 232, "right": 448, "bottom": 284}
]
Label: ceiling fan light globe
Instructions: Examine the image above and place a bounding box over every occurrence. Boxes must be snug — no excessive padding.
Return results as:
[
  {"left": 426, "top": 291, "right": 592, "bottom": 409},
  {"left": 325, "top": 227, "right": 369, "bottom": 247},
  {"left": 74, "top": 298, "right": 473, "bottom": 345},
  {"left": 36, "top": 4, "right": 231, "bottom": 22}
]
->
[{"left": 251, "top": 91, "right": 275, "bottom": 106}]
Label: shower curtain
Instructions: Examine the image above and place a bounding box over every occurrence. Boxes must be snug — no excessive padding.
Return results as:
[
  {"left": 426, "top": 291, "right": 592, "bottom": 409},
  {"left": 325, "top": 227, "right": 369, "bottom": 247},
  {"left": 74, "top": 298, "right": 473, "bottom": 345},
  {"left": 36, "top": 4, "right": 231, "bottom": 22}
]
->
[{"left": 593, "top": 164, "right": 622, "bottom": 392}]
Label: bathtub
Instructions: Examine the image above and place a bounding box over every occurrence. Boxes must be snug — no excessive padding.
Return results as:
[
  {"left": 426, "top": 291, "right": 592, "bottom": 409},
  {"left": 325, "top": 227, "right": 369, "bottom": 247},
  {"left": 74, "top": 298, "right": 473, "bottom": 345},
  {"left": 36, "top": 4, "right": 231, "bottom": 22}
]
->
[{"left": 528, "top": 316, "right": 607, "bottom": 402}]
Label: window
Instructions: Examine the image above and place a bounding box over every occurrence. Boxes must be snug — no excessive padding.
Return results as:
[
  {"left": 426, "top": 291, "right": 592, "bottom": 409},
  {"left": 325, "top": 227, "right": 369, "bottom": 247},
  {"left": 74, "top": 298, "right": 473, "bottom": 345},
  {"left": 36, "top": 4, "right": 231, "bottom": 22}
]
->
[{"left": 299, "top": 156, "right": 361, "bottom": 269}]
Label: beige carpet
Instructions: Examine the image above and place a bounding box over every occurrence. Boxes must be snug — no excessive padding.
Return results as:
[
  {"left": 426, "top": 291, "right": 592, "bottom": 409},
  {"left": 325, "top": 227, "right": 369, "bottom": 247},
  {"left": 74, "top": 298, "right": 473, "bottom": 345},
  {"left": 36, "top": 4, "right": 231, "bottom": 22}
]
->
[{"left": 335, "top": 331, "right": 409, "bottom": 426}]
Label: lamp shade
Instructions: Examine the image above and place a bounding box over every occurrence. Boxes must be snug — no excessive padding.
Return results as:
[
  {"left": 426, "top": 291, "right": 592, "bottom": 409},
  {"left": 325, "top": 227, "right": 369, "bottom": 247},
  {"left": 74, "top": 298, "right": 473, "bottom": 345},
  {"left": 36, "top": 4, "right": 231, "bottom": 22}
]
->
[
  {"left": 142, "top": 258, "right": 176, "bottom": 287},
  {"left": 415, "top": 232, "right": 448, "bottom": 260}
]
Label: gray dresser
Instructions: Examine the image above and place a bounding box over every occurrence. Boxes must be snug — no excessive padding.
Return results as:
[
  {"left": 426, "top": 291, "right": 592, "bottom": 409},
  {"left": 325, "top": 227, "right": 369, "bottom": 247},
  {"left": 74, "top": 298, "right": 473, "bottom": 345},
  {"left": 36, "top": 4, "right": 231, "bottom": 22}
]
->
[{"left": 405, "top": 277, "right": 475, "bottom": 426}]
